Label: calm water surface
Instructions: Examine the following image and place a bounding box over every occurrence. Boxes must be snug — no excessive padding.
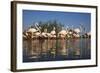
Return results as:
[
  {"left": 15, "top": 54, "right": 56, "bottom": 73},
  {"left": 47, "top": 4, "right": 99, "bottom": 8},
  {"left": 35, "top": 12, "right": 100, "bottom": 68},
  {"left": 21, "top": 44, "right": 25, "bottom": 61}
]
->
[{"left": 23, "top": 38, "right": 91, "bottom": 62}]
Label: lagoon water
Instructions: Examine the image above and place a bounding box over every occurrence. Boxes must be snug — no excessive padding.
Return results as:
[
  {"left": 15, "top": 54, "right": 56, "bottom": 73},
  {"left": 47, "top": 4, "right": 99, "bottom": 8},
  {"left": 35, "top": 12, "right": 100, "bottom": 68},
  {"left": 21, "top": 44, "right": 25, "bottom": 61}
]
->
[{"left": 23, "top": 38, "right": 91, "bottom": 62}]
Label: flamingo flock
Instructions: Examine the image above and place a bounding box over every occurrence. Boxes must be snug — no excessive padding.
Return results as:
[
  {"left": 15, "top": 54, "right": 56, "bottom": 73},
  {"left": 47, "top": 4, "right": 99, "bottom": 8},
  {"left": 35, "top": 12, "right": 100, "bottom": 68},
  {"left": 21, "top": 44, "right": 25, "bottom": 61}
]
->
[{"left": 23, "top": 23, "right": 91, "bottom": 39}]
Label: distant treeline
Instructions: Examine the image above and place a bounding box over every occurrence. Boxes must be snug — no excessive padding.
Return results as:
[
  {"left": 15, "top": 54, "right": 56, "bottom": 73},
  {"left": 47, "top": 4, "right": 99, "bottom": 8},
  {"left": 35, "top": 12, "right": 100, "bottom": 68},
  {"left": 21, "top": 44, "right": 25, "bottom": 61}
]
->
[{"left": 31, "top": 20, "right": 64, "bottom": 33}]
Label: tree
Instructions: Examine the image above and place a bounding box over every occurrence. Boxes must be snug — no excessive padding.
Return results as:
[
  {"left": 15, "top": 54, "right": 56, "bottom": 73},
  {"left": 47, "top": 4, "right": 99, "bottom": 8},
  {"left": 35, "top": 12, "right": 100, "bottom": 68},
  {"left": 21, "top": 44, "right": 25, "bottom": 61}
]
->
[{"left": 37, "top": 20, "right": 64, "bottom": 33}]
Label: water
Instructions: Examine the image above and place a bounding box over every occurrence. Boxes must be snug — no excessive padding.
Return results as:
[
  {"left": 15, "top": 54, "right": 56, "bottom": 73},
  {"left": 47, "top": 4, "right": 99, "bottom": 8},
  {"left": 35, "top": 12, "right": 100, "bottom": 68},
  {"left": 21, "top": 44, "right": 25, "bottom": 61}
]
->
[{"left": 23, "top": 38, "right": 91, "bottom": 62}]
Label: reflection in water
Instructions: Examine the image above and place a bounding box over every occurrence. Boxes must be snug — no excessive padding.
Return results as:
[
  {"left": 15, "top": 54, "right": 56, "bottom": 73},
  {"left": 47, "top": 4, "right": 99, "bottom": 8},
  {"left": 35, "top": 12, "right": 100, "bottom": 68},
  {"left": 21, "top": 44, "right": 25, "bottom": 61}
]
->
[{"left": 23, "top": 38, "right": 91, "bottom": 62}]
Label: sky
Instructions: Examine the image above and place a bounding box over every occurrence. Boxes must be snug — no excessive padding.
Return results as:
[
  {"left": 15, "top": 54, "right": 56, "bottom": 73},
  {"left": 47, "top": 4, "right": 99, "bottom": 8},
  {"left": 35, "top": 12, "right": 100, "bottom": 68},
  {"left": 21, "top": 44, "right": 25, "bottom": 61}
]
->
[{"left": 23, "top": 10, "right": 91, "bottom": 32}]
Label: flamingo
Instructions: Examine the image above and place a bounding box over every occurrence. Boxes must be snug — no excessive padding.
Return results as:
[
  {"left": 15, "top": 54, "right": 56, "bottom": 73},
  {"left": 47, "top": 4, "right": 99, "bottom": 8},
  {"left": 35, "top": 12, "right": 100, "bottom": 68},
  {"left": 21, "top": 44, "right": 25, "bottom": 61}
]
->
[
  {"left": 26, "top": 27, "right": 37, "bottom": 38},
  {"left": 85, "top": 31, "right": 91, "bottom": 38},
  {"left": 34, "top": 22, "right": 41, "bottom": 32},
  {"left": 74, "top": 28, "right": 81, "bottom": 34},
  {"left": 73, "top": 28, "right": 81, "bottom": 38},
  {"left": 58, "top": 27, "right": 67, "bottom": 55},
  {"left": 50, "top": 27, "right": 56, "bottom": 38},
  {"left": 41, "top": 28, "right": 48, "bottom": 38},
  {"left": 23, "top": 31, "right": 29, "bottom": 39},
  {"left": 34, "top": 22, "right": 41, "bottom": 37},
  {"left": 26, "top": 22, "right": 42, "bottom": 38},
  {"left": 58, "top": 30, "right": 67, "bottom": 38},
  {"left": 49, "top": 27, "right": 56, "bottom": 52},
  {"left": 87, "top": 32, "right": 91, "bottom": 36},
  {"left": 58, "top": 26, "right": 69, "bottom": 38}
]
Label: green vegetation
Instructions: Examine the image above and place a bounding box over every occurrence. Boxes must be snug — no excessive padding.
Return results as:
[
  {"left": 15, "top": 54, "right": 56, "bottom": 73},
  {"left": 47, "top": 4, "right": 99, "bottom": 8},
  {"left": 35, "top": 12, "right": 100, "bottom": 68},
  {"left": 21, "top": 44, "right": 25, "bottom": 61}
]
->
[{"left": 34, "top": 20, "right": 64, "bottom": 33}]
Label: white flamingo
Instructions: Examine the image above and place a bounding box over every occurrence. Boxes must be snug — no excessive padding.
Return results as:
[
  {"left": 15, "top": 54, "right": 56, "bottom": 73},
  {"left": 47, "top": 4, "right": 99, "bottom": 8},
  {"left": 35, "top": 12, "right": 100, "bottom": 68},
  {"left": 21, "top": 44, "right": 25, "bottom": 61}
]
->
[
  {"left": 34, "top": 22, "right": 41, "bottom": 32},
  {"left": 50, "top": 27, "right": 56, "bottom": 38},
  {"left": 34, "top": 22, "right": 41, "bottom": 37},
  {"left": 58, "top": 26, "right": 69, "bottom": 38},
  {"left": 73, "top": 28, "right": 81, "bottom": 38},
  {"left": 27, "top": 27, "right": 37, "bottom": 33},
  {"left": 74, "top": 28, "right": 81, "bottom": 34},
  {"left": 23, "top": 32, "right": 29, "bottom": 39},
  {"left": 27, "top": 27, "right": 37, "bottom": 38},
  {"left": 26, "top": 22, "right": 42, "bottom": 38},
  {"left": 41, "top": 28, "right": 48, "bottom": 37},
  {"left": 58, "top": 30, "right": 67, "bottom": 38}
]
